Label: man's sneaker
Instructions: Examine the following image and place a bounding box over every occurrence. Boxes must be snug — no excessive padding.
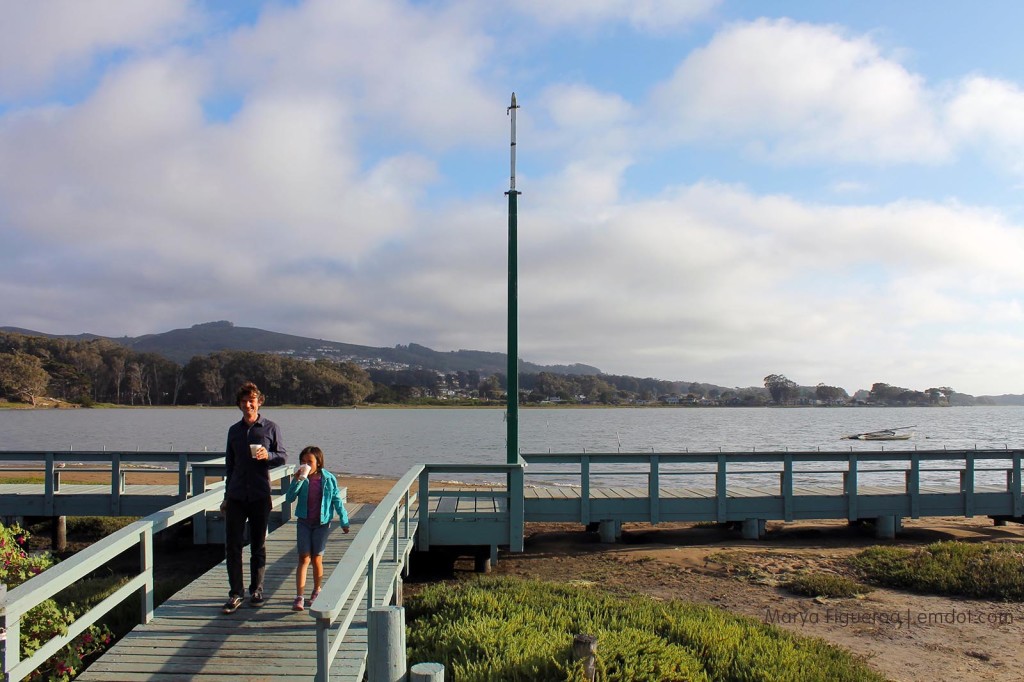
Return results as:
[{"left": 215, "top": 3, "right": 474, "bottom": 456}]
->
[
  {"left": 292, "top": 596, "right": 304, "bottom": 611},
  {"left": 249, "top": 591, "right": 265, "bottom": 607},
  {"left": 222, "top": 596, "right": 243, "bottom": 614}
]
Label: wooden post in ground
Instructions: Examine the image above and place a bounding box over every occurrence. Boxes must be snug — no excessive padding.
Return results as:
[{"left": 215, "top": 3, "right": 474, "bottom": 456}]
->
[
  {"left": 573, "top": 634, "right": 597, "bottom": 681},
  {"left": 51, "top": 515, "right": 66, "bottom": 552},
  {"left": 410, "top": 662, "right": 445, "bottom": 681},
  {"left": 368, "top": 606, "right": 406, "bottom": 682}
]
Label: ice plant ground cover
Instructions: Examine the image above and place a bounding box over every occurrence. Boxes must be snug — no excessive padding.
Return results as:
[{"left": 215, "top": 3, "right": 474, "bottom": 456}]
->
[{"left": 406, "top": 576, "right": 885, "bottom": 682}]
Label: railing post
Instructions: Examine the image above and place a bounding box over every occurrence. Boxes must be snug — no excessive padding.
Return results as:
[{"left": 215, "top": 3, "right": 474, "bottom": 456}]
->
[
  {"left": 111, "top": 453, "right": 122, "bottom": 515},
  {"left": 315, "top": 617, "right": 331, "bottom": 682},
  {"left": 909, "top": 453, "right": 920, "bottom": 518},
  {"left": 846, "top": 454, "right": 858, "bottom": 521},
  {"left": 2, "top": 582, "right": 22, "bottom": 681},
  {"left": 140, "top": 526, "right": 154, "bottom": 623},
  {"left": 1013, "top": 452, "right": 1022, "bottom": 517},
  {"left": 280, "top": 476, "right": 292, "bottom": 523},
  {"left": 648, "top": 455, "right": 660, "bottom": 525},
  {"left": 192, "top": 463, "right": 208, "bottom": 545},
  {"left": 417, "top": 471, "right": 430, "bottom": 551},
  {"left": 782, "top": 454, "right": 793, "bottom": 522},
  {"left": 392, "top": 509, "right": 400, "bottom": 562},
  {"left": 367, "top": 553, "right": 377, "bottom": 613},
  {"left": 715, "top": 455, "right": 727, "bottom": 522},
  {"left": 580, "top": 456, "right": 591, "bottom": 525},
  {"left": 177, "top": 454, "right": 189, "bottom": 500},
  {"left": 44, "top": 452, "right": 55, "bottom": 514},
  {"left": 963, "top": 455, "right": 975, "bottom": 517},
  {"left": 509, "top": 465, "right": 524, "bottom": 552},
  {"left": 1, "top": 582, "right": 9, "bottom": 679}
]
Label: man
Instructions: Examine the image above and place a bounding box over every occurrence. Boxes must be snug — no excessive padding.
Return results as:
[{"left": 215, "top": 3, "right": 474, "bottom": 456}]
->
[{"left": 221, "top": 381, "right": 287, "bottom": 613}]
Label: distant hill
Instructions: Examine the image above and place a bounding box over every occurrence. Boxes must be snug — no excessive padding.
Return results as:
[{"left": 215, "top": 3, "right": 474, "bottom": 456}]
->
[{"left": 1, "top": 321, "right": 602, "bottom": 377}]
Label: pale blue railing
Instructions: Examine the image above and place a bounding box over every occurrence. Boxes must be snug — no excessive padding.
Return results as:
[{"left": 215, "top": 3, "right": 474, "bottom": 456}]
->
[
  {"left": 0, "top": 451, "right": 222, "bottom": 514},
  {"left": 416, "top": 462, "right": 525, "bottom": 552},
  {"left": 308, "top": 465, "right": 420, "bottom": 682},
  {"left": 520, "top": 448, "right": 1024, "bottom": 523},
  {"left": 0, "top": 464, "right": 294, "bottom": 682}
]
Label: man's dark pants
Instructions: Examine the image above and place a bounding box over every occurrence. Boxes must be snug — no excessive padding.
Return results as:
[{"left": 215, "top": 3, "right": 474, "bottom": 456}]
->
[{"left": 224, "top": 496, "right": 272, "bottom": 598}]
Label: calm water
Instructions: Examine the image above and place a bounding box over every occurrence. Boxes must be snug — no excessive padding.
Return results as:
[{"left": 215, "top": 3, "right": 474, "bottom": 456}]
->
[{"left": 1, "top": 407, "right": 1022, "bottom": 483}]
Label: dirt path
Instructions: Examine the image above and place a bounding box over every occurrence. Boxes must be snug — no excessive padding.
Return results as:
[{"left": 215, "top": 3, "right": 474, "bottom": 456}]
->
[{"left": 487, "top": 517, "right": 1024, "bottom": 682}]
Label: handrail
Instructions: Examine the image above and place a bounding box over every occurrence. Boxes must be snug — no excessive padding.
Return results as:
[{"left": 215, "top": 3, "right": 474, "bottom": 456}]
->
[
  {"left": 522, "top": 448, "right": 1023, "bottom": 464},
  {"left": 1, "top": 463, "right": 293, "bottom": 682},
  {"left": 0, "top": 450, "right": 224, "bottom": 502},
  {"left": 308, "top": 465, "right": 422, "bottom": 682},
  {"left": 517, "top": 449, "right": 1024, "bottom": 525}
]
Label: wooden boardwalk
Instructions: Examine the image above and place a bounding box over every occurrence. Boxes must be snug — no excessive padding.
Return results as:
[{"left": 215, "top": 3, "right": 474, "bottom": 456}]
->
[{"left": 76, "top": 503, "right": 389, "bottom": 682}]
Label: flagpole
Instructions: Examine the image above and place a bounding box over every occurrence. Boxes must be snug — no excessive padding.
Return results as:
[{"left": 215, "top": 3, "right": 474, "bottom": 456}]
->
[{"left": 506, "top": 92, "right": 520, "bottom": 464}]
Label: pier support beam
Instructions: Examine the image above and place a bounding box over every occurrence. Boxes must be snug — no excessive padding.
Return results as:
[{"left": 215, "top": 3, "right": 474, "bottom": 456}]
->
[
  {"left": 411, "top": 662, "right": 445, "bottom": 681},
  {"left": 51, "top": 515, "right": 67, "bottom": 552},
  {"left": 598, "top": 520, "right": 620, "bottom": 544},
  {"left": 875, "top": 516, "right": 898, "bottom": 539},
  {"left": 741, "top": 518, "right": 765, "bottom": 540},
  {"left": 368, "top": 606, "right": 406, "bottom": 682}
]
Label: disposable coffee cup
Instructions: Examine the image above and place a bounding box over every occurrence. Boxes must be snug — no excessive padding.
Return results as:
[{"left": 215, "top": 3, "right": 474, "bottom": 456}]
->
[
  {"left": 249, "top": 444, "right": 261, "bottom": 457},
  {"left": 296, "top": 463, "right": 311, "bottom": 479}
]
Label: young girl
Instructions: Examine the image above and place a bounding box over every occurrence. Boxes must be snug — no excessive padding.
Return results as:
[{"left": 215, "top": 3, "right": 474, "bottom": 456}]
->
[{"left": 284, "top": 445, "right": 349, "bottom": 611}]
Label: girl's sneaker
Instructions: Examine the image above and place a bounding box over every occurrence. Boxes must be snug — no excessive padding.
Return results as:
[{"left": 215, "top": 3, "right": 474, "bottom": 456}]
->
[
  {"left": 292, "top": 596, "right": 304, "bottom": 611},
  {"left": 310, "top": 588, "right": 321, "bottom": 604}
]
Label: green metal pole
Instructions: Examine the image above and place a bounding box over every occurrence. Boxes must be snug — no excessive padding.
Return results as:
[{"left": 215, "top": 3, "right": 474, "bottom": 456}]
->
[{"left": 506, "top": 92, "right": 520, "bottom": 464}]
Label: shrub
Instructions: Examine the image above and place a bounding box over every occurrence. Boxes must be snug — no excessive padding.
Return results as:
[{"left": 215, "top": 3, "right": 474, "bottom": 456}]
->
[
  {"left": 783, "top": 572, "right": 871, "bottom": 599},
  {"left": 407, "top": 577, "right": 884, "bottom": 682},
  {"left": 1, "top": 522, "right": 113, "bottom": 681},
  {"left": 850, "top": 541, "right": 1024, "bottom": 601}
]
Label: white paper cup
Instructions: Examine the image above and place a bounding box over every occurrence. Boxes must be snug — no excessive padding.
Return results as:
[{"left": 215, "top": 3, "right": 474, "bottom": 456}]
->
[
  {"left": 249, "top": 444, "right": 261, "bottom": 457},
  {"left": 296, "top": 463, "right": 311, "bottom": 479}
]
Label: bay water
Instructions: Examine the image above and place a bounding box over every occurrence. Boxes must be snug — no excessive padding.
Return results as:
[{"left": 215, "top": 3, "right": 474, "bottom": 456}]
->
[{"left": 2, "top": 406, "right": 1022, "bottom": 486}]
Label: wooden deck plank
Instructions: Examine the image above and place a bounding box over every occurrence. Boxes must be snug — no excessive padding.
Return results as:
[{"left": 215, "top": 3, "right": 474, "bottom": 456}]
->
[{"left": 77, "top": 503, "right": 416, "bottom": 682}]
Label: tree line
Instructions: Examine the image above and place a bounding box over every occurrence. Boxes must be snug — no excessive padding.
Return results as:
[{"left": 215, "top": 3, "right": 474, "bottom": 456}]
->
[
  {"left": 763, "top": 374, "right": 967, "bottom": 406},
  {"left": 0, "top": 331, "right": 976, "bottom": 408}
]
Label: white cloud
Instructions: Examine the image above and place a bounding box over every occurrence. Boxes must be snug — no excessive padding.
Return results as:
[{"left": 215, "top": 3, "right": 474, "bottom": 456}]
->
[
  {"left": 946, "top": 75, "right": 1024, "bottom": 173},
  {"left": 509, "top": 0, "right": 720, "bottom": 32},
  {"left": 0, "top": 0, "right": 194, "bottom": 99},
  {"left": 650, "top": 18, "right": 948, "bottom": 163},
  {"left": 222, "top": 0, "right": 499, "bottom": 147},
  {"left": 4, "top": 2, "right": 1024, "bottom": 396}
]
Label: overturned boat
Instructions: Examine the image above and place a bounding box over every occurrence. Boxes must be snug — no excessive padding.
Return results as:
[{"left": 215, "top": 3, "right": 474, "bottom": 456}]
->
[{"left": 842, "top": 426, "right": 915, "bottom": 441}]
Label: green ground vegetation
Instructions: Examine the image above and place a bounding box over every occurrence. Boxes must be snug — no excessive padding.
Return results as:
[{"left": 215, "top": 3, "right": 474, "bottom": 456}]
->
[
  {"left": 406, "top": 576, "right": 885, "bottom": 682},
  {"left": 849, "top": 540, "right": 1024, "bottom": 600},
  {"left": 782, "top": 572, "right": 871, "bottom": 599}
]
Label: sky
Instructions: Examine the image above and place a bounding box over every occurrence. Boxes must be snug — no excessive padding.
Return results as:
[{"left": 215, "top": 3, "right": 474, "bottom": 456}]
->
[{"left": 3, "top": 1, "right": 1024, "bottom": 396}]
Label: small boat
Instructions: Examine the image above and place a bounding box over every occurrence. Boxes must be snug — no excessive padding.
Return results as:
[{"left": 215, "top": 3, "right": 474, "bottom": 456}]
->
[{"left": 842, "top": 426, "right": 915, "bottom": 441}]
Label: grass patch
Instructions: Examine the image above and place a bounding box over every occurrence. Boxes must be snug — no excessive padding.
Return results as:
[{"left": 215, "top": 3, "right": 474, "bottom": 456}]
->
[
  {"left": 849, "top": 541, "right": 1024, "bottom": 601},
  {"left": 66, "top": 516, "right": 139, "bottom": 540},
  {"left": 783, "top": 572, "right": 871, "bottom": 599},
  {"left": 407, "top": 577, "right": 885, "bottom": 682}
]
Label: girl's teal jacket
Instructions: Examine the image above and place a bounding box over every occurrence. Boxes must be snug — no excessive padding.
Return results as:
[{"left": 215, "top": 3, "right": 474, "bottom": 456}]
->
[{"left": 285, "top": 469, "right": 349, "bottom": 527}]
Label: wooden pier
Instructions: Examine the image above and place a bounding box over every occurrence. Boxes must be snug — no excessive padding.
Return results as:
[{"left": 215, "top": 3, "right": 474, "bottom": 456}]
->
[
  {"left": 75, "top": 505, "right": 396, "bottom": 681},
  {"left": 3, "top": 449, "right": 1023, "bottom": 680}
]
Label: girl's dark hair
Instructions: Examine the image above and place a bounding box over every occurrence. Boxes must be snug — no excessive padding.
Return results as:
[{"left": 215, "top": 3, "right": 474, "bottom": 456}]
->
[{"left": 299, "top": 445, "right": 325, "bottom": 470}]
